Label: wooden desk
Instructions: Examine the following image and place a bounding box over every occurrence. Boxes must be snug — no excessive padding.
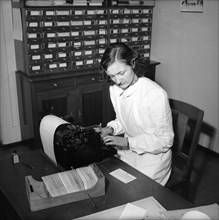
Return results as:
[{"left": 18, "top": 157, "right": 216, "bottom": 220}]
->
[{"left": 0, "top": 149, "right": 192, "bottom": 220}]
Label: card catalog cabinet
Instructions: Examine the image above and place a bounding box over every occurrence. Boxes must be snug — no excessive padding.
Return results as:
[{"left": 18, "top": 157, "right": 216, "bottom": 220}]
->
[{"left": 14, "top": 5, "right": 153, "bottom": 75}]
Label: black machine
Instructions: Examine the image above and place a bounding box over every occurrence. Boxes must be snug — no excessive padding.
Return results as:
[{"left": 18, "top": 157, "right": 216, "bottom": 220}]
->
[{"left": 53, "top": 123, "right": 117, "bottom": 170}]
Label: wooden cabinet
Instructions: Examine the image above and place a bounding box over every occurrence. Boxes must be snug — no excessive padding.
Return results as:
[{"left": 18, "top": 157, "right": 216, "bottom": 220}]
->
[{"left": 16, "top": 71, "right": 112, "bottom": 141}]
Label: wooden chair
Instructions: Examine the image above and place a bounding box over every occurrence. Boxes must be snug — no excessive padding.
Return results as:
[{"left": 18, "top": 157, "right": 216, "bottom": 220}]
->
[{"left": 165, "top": 98, "right": 204, "bottom": 201}]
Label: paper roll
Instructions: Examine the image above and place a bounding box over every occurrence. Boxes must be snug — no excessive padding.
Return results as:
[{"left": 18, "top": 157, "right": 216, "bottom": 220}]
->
[{"left": 39, "top": 115, "right": 69, "bottom": 164}]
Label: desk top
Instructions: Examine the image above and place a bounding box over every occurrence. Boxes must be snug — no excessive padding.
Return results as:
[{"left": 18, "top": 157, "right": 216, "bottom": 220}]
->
[{"left": 0, "top": 149, "right": 192, "bottom": 220}]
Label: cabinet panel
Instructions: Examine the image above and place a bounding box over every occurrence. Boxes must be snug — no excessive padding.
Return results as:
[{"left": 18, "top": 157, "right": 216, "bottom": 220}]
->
[
  {"left": 75, "top": 80, "right": 110, "bottom": 127},
  {"left": 37, "top": 89, "right": 72, "bottom": 120},
  {"left": 81, "top": 90, "right": 103, "bottom": 126},
  {"left": 31, "top": 88, "right": 73, "bottom": 140}
]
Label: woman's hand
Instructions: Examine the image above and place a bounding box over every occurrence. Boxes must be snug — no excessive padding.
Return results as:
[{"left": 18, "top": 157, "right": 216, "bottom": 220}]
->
[
  {"left": 94, "top": 126, "right": 113, "bottom": 138},
  {"left": 103, "top": 136, "right": 129, "bottom": 150}
]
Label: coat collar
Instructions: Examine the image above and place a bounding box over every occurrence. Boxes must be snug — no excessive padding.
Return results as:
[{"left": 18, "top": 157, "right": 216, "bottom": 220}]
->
[{"left": 119, "top": 77, "right": 142, "bottom": 97}]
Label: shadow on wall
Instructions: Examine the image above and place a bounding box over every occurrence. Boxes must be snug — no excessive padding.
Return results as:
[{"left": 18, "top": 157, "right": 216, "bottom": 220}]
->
[
  {"left": 200, "top": 122, "right": 217, "bottom": 152},
  {"left": 189, "top": 122, "right": 217, "bottom": 202}
]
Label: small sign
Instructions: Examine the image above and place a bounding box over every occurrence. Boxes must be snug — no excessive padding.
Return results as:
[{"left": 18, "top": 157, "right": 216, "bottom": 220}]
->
[{"left": 180, "top": 0, "right": 204, "bottom": 13}]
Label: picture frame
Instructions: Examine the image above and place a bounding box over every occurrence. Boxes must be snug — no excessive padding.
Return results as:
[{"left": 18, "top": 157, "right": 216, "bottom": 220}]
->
[{"left": 180, "top": 0, "right": 204, "bottom": 13}]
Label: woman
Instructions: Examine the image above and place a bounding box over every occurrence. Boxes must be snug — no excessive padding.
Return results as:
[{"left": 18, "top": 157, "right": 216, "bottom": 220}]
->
[{"left": 98, "top": 43, "right": 174, "bottom": 186}]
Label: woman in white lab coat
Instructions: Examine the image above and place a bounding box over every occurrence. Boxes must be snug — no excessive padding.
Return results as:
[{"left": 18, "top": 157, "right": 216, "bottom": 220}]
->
[{"left": 98, "top": 43, "right": 174, "bottom": 186}]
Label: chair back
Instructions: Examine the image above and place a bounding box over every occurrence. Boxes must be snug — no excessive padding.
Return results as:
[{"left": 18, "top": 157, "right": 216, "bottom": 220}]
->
[{"left": 169, "top": 99, "right": 204, "bottom": 183}]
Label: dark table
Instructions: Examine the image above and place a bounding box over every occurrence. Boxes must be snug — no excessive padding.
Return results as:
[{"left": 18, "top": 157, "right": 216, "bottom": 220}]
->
[{"left": 0, "top": 149, "right": 193, "bottom": 220}]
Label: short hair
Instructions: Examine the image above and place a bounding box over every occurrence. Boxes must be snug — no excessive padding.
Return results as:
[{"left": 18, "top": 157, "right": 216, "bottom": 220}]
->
[{"left": 100, "top": 43, "right": 138, "bottom": 72}]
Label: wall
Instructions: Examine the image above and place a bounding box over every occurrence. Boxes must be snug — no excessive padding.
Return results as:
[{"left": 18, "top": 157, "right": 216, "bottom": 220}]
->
[
  {"left": 151, "top": 0, "right": 218, "bottom": 153},
  {"left": 0, "top": 0, "right": 21, "bottom": 145}
]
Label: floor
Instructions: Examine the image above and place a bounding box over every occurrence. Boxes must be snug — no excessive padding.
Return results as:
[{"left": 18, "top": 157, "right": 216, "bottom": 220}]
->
[
  {"left": 190, "top": 146, "right": 219, "bottom": 206},
  {"left": 0, "top": 140, "right": 219, "bottom": 207}
]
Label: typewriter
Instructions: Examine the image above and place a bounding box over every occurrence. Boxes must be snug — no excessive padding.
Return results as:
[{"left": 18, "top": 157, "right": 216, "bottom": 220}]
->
[{"left": 40, "top": 115, "right": 117, "bottom": 170}]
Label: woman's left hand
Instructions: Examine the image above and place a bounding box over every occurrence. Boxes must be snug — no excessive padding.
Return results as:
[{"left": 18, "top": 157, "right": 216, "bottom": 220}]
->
[{"left": 103, "top": 136, "right": 129, "bottom": 150}]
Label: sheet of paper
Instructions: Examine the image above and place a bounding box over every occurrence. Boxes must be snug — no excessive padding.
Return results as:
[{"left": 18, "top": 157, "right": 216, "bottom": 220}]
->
[
  {"left": 119, "top": 203, "right": 147, "bottom": 220},
  {"left": 74, "top": 196, "right": 166, "bottom": 220},
  {"left": 110, "top": 168, "right": 136, "bottom": 183},
  {"left": 40, "top": 115, "right": 69, "bottom": 164}
]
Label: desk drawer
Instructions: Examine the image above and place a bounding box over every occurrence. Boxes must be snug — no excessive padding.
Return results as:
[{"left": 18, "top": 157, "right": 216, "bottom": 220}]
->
[
  {"left": 75, "top": 75, "right": 104, "bottom": 85},
  {"left": 34, "top": 78, "right": 75, "bottom": 92}
]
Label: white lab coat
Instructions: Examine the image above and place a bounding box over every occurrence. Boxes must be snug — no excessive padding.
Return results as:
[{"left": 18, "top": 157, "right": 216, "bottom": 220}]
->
[{"left": 107, "top": 77, "right": 174, "bottom": 185}]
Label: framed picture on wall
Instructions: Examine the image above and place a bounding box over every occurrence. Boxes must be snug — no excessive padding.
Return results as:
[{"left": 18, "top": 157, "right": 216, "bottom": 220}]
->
[{"left": 180, "top": 0, "right": 204, "bottom": 13}]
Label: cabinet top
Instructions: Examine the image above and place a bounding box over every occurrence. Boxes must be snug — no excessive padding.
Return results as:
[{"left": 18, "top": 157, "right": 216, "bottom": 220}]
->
[{"left": 12, "top": 0, "right": 155, "bottom": 8}]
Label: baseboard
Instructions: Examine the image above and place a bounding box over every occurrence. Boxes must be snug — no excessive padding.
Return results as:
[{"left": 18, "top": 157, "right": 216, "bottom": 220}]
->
[
  {"left": 0, "top": 139, "right": 38, "bottom": 150},
  {"left": 198, "top": 144, "right": 219, "bottom": 158}
]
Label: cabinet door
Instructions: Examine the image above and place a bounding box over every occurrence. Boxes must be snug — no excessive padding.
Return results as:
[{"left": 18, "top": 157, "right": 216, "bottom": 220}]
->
[
  {"left": 75, "top": 79, "right": 112, "bottom": 127},
  {"left": 36, "top": 88, "right": 73, "bottom": 128}
]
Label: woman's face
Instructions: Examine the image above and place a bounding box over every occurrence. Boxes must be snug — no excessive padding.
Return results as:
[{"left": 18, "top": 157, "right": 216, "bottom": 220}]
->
[{"left": 106, "top": 60, "right": 135, "bottom": 90}]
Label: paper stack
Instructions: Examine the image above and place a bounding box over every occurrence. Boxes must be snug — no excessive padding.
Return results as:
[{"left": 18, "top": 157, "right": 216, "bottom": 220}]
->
[{"left": 42, "top": 165, "right": 98, "bottom": 197}]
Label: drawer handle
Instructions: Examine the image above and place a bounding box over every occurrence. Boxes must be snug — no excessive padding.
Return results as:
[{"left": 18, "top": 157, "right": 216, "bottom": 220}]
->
[
  {"left": 91, "top": 77, "right": 95, "bottom": 81},
  {"left": 53, "top": 83, "right": 58, "bottom": 87}
]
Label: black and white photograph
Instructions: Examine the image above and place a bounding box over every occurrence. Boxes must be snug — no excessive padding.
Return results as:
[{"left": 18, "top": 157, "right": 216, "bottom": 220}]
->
[{"left": 0, "top": 0, "right": 218, "bottom": 219}]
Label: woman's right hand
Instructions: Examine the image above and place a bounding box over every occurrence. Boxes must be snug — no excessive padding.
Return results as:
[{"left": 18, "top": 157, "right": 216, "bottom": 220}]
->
[{"left": 94, "top": 126, "right": 113, "bottom": 138}]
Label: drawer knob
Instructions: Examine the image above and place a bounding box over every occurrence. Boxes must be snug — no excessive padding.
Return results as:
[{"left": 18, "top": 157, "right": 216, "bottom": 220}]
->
[
  {"left": 53, "top": 83, "right": 58, "bottom": 87},
  {"left": 91, "top": 77, "right": 95, "bottom": 81}
]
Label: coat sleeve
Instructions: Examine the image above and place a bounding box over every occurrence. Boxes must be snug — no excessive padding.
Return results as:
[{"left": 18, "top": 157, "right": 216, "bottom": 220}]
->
[{"left": 106, "top": 86, "right": 125, "bottom": 135}]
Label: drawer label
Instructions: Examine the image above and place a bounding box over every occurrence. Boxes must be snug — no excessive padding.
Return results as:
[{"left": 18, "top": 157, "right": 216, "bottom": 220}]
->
[
  {"left": 29, "top": 22, "right": 38, "bottom": 27},
  {"left": 49, "top": 63, "right": 57, "bottom": 68},
  {"left": 74, "top": 51, "right": 82, "bottom": 56},
  {"left": 29, "top": 11, "right": 41, "bottom": 16},
  {"left": 85, "top": 50, "right": 92, "bottom": 55},
  {"left": 58, "top": 53, "right": 66, "bottom": 58},
  {"left": 57, "top": 22, "right": 70, "bottom": 26},
  {"left": 76, "top": 61, "right": 83, "bottom": 66},
  {"left": 56, "top": 11, "right": 70, "bottom": 16},
  {"left": 32, "top": 55, "right": 41, "bottom": 60},
  {"left": 32, "top": 65, "right": 40, "bottom": 70},
  {"left": 47, "top": 33, "right": 56, "bottom": 38},
  {"left": 48, "top": 43, "right": 56, "bottom": 48},
  {"left": 59, "top": 63, "right": 67, "bottom": 67},
  {"left": 45, "top": 54, "right": 53, "bottom": 59},
  {"left": 30, "top": 44, "right": 40, "bottom": 49},
  {"left": 58, "top": 32, "right": 70, "bottom": 37},
  {"left": 46, "top": 11, "right": 55, "bottom": 16}
]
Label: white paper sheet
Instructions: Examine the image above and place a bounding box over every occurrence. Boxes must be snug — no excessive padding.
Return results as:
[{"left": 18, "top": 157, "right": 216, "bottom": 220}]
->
[
  {"left": 119, "top": 203, "right": 147, "bottom": 220},
  {"left": 110, "top": 168, "right": 136, "bottom": 184},
  {"left": 74, "top": 196, "right": 166, "bottom": 220},
  {"left": 40, "top": 115, "right": 69, "bottom": 164}
]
